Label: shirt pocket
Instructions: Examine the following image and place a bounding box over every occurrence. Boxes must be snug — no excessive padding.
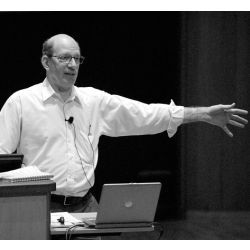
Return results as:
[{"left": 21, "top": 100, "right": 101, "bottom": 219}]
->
[{"left": 77, "top": 130, "right": 94, "bottom": 165}]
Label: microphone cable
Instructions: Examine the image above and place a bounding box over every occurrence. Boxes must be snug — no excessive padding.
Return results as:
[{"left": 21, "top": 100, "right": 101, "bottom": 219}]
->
[
  {"left": 63, "top": 103, "right": 95, "bottom": 189},
  {"left": 71, "top": 122, "right": 94, "bottom": 188}
]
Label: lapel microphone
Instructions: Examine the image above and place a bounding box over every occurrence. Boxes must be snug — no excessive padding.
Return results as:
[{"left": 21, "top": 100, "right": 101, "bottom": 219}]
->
[{"left": 65, "top": 116, "right": 74, "bottom": 124}]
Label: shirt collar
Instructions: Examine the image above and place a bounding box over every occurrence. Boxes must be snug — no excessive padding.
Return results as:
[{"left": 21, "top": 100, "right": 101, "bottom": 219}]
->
[{"left": 42, "top": 78, "right": 81, "bottom": 105}]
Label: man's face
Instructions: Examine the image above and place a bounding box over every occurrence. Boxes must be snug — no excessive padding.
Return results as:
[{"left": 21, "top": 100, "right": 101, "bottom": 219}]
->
[{"left": 47, "top": 37, "right": 81, "bottom": 92}]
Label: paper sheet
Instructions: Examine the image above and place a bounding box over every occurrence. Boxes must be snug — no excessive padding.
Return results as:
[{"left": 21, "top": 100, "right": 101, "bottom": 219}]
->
[{"left": 51, "top": 212, "right": 82, "bottom": 228}]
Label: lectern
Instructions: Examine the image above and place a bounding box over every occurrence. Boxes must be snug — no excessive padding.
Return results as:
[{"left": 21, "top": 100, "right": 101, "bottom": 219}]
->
[{"left": 0, "top": 180, "right": 56, "bottom": 240}]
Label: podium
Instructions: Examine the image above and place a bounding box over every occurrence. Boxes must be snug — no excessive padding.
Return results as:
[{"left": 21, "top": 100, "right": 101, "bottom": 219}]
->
[{"left": 0, "top": 180, "right": 56, "bottom": 240}]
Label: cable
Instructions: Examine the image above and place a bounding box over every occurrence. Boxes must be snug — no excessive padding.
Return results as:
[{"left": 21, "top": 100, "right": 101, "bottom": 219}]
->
[
  {"left": 62, "top": 103, "right": 95, "bottom": 189},
  {"left": 72, "top": 123, "right": 94, "bottom": 188},
  {"left": 65, "top": 223, "right": 87, "bottom": 240},
  {"left": 153, "top": 222, "right": 164, "bottom": 240},
  {"left": 87, "top": 124, "right": 95, "bottom": 173}
]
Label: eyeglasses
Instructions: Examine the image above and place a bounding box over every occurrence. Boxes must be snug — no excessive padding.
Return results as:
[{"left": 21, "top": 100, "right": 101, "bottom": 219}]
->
[{"left": 50, "top": 55, "right": 85, "bottom": 65}]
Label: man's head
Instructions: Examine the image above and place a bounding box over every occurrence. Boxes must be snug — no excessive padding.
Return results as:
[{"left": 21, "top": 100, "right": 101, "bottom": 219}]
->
[{"left": 41, "top": 34, "right": 84, "bottom": 93}]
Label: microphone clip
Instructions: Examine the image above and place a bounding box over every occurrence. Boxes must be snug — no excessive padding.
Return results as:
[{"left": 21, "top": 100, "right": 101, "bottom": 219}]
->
[{"left": 65, "top": 116, "right": 74, "bottom": 124}]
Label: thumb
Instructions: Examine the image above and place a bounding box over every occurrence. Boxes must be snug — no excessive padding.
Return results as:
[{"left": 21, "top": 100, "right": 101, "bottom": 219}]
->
[{"left": 223, "top": 103, "right": 236, "bottom": 110}]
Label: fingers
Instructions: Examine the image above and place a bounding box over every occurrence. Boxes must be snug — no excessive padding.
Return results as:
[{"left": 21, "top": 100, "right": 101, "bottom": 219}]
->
[
  {"left": 222, "top": 103, "right": 248, "bottom": 115},
  {"left": 231, "top": 115, "right": 248, "bottom": 125},
  {"left": 222, "top": 103, "right": 236, "bottom": 110},
  {"left": 224, "top": 112, "right": 248, "bottom": 137},
  {"left": 226, "top": 109, "right": 248, "bottom": 115},
  {"left": 223, "top": 125, "right": 233, "bottom": 137},
  {"left": 229, "top": 120, "right": 245, "bottom": 128}
]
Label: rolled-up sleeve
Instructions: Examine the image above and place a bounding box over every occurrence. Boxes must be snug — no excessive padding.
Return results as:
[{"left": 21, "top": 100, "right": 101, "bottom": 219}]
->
[
  {"left": 167, "top": 99, "right": 184, "bottom": 138},
  {"left": 98, "top": 92, "right": 184, "bottom": 138}
]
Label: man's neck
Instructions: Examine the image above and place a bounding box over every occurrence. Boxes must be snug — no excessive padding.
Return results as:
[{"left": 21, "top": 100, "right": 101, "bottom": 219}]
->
[
  {"left": 58, "top": 90, "right": 72, "bottom": 102},
  {"left": 53, "top": 86, "right": 72, "bottom": 102},
  {"left": 47, "top": 78, "right": 73, "bottom": 102}
]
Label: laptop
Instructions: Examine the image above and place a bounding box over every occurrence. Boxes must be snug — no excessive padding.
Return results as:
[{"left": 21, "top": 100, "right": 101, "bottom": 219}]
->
[
  {"left": 0, "top": 154, "right": 24, "bottom": 173},
  {"left": 84, "top": 182, "right": 162, "bottom": 229}
]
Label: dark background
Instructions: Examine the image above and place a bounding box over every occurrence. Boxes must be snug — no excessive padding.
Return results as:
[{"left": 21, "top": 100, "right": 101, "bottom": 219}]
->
[
  {"left": 1, "top": 11, "right": 250, "bottom": 219},
  {"left": 181, "top": 12, "right": 250, "bottom": 211}
]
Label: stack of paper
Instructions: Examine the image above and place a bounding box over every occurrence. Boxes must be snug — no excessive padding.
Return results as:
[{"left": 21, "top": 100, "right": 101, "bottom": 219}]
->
[{"left": 0, "top": 165, "right": 53, "bottom": 182}]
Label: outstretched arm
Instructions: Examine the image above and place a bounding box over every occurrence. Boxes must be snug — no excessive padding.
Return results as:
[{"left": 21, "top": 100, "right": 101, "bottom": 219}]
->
[{"left": 183, "top": 103, "right": 248, "bottom": 137}]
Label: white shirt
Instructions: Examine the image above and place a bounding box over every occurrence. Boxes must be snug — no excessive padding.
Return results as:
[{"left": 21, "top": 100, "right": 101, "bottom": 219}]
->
[{"left": 0, "top": 78, "right": 184, "bottom": 196}]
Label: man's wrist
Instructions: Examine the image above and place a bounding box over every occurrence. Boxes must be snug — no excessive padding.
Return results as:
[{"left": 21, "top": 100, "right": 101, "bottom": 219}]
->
[{"left": 183, "top": 107, "right": 209, "bottom": 124}]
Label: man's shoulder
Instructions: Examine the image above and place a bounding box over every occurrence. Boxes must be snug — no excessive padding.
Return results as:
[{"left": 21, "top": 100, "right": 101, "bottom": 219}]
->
[
  {"left": 9, "top": 82, "right": 43, "bottom": 100},
  {"left": 77, "top": 86, "right": 104, "bottom": 95},
  {"left": 76, "top": 86, "right": 107, "bottom": 100}
]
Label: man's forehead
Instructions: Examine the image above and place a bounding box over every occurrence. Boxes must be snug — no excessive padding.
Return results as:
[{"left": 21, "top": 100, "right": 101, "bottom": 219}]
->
[{"left": 50, "top": 35, "right": 80, "bottom": 53}]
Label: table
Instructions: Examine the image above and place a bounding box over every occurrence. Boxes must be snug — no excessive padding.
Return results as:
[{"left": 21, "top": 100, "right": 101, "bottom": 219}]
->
[{"left": 50, "top": 213, "right": 157, "bottom": 240}]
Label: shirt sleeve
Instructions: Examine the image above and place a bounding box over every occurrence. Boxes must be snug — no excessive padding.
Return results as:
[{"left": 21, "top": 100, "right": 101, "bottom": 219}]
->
[
  {"left": 98, "top": 92, "right": 184, "bottom": 138},
  {"left": 0, "top": 93, "right": 22, "bottom": 153},
  {"left": 167, "top": 99, "right": 184, "bottom": 138}
]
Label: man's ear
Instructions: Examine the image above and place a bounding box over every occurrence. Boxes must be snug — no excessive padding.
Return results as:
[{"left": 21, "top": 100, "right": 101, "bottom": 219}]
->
[{"left": 41, "top": 55, "right": 50, "bottom": 71}]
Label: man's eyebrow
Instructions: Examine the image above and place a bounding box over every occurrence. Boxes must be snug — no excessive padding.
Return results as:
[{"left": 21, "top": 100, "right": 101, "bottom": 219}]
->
[{"left": 58, "top": 54, "right": 81, "bottom": 57}]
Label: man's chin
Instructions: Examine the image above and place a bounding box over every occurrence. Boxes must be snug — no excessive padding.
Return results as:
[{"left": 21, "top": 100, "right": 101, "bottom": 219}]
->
[{"left": 63, "top": 77, "right": 77, "bottom": 86}]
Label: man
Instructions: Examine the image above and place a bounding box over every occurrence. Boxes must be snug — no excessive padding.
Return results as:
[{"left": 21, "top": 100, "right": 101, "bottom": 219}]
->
[{"left": 0, "top": 34, "right": 248, "bottom": 212}]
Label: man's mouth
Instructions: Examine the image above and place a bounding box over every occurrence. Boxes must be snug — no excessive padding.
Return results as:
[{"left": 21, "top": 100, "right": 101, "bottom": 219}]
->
[{"left": 64, "top": 72, "right": 76, "bottom": 76}]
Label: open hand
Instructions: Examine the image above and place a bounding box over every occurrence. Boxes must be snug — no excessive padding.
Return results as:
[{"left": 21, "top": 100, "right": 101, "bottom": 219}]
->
[{"left": 207, "top": 103, "right": 248, "bottom": 137}]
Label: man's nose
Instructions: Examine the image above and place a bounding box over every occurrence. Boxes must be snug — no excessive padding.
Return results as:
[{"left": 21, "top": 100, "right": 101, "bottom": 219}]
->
[{"left": 68, "top": 57, "right": 78, "bottom": 67}]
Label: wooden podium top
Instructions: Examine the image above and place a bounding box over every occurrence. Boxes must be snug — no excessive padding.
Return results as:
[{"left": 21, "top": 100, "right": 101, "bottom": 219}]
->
[{"left": 0, "top": 180, "right": 56, "bottom": 197}]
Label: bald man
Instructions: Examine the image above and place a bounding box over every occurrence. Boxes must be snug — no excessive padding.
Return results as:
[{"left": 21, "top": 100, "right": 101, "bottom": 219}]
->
[
  {"left": 41, "top": 34, "right": 82, "bottom": 101},
  {"left": 0, "top": 34, "right": 248, "bottom": 213}
]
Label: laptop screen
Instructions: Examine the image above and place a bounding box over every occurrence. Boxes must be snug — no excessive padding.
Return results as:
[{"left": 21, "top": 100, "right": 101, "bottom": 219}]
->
[{"left": 95, "top": 182, "right": 162, "bottom": 227}]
